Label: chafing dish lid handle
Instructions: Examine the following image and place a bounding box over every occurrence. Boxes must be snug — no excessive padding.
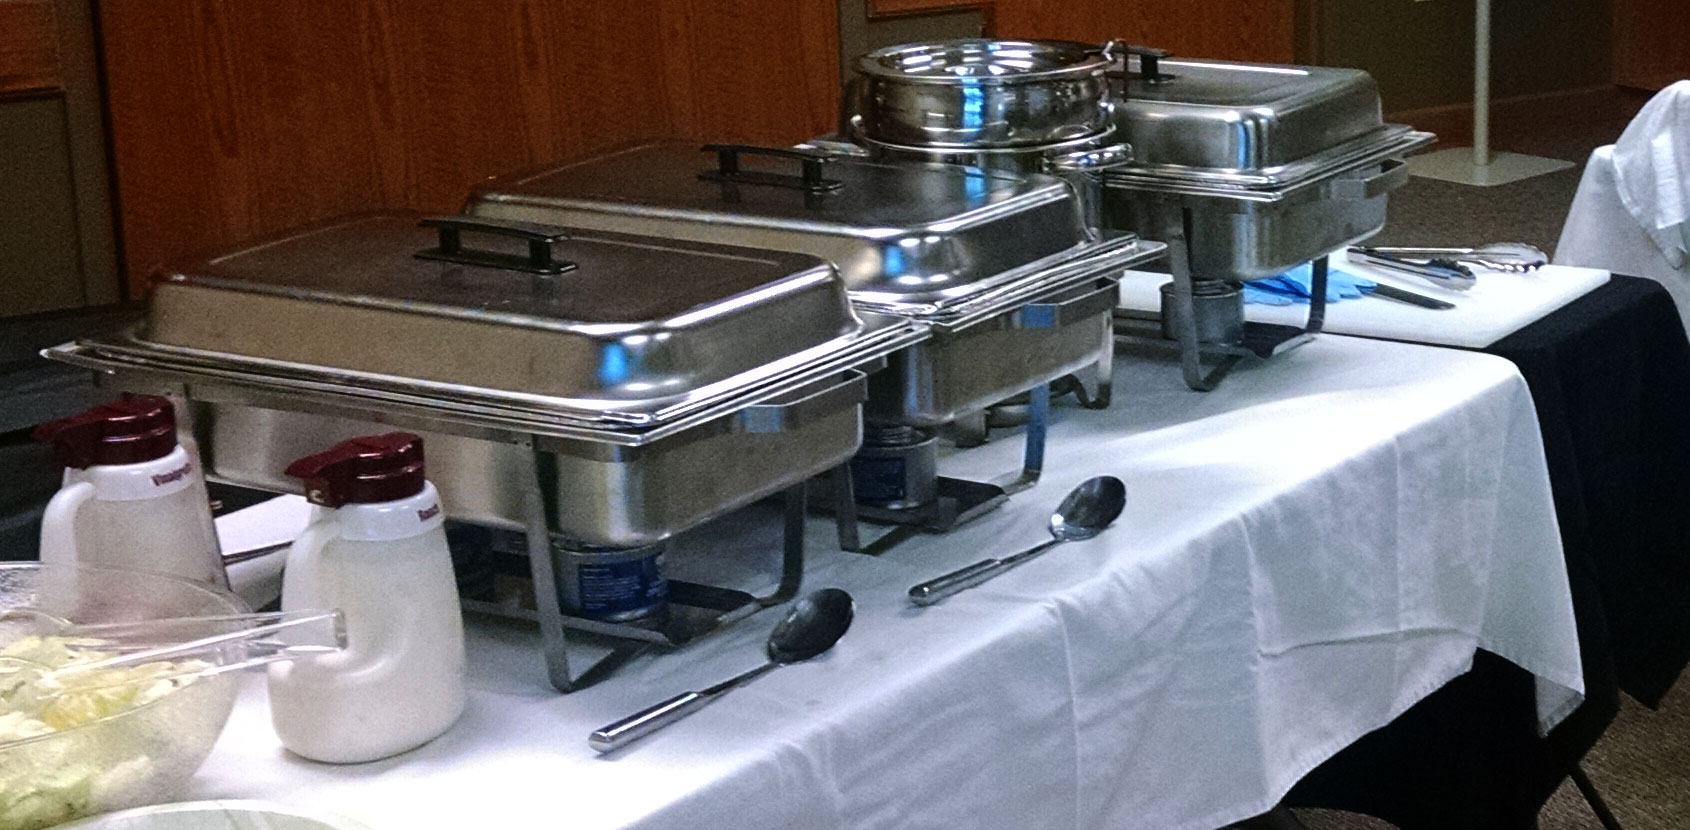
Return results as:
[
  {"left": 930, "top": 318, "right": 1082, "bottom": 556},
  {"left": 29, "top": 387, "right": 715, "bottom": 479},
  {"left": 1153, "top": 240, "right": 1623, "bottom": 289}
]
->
[
  {"left": 415, "top": 216, "right": 578, "bottom": 276},
  {"left": 698, "top": 143, "right": 844, "bottom": 195},
  {"left": 1101, "top": 41, "right": 1172, "bottom": 82}
]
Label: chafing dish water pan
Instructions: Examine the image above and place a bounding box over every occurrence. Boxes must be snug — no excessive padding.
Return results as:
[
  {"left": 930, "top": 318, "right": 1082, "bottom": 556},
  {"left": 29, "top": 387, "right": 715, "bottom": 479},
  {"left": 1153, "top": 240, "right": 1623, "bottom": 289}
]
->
[{"left": 47, "top": 213, "right": 927, "bottom": 547}]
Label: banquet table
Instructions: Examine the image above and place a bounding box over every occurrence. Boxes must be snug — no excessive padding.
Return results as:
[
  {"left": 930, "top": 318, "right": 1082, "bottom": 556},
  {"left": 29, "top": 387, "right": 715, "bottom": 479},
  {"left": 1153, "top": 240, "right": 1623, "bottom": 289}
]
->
[
  {"left": 186, "top": 335, "right": 1584, "bottom": 830},
  {"left": 1288, "top": 275, "right": 1690, "bottom": 828}
]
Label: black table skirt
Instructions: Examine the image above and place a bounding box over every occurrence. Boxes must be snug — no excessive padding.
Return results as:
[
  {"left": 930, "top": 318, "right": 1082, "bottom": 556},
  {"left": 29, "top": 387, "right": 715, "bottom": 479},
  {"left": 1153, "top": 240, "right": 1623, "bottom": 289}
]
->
[{"left": 1286, "top": 276, "right": 1690, "bottom": 829}]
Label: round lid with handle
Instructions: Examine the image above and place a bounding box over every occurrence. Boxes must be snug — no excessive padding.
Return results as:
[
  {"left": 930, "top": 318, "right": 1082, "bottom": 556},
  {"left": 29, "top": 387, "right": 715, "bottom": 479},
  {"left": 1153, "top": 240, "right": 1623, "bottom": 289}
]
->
[
  {"left": 33, "top": 393, "right": 179, "bottom": 468},
  {"left": 285, "top": 433, "right": 426, "bottom": 508}
]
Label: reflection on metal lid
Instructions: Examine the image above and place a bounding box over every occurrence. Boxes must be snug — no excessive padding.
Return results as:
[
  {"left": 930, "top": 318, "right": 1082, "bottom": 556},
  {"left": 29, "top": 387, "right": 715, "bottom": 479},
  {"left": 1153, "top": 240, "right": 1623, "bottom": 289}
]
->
[{"left": 465, "top": 142, "right": 1094, "bottom": 313}]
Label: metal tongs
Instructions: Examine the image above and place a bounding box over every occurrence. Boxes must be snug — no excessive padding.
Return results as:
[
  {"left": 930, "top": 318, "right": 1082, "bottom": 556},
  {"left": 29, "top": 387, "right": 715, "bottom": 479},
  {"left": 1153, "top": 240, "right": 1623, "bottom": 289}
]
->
[
  {"left": 1347, "top": 247, "right": 1478, "bottom": 291},
  {"left": 1360, "top": 242, "right": 1548, "bottom": 273}
]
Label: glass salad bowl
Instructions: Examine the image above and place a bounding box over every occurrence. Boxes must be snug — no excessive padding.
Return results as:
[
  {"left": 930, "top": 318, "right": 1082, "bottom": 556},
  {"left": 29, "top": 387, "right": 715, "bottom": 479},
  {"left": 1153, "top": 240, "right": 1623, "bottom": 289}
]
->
[{"left": 0, "top": 563, "right": 340, "bottom": 830}]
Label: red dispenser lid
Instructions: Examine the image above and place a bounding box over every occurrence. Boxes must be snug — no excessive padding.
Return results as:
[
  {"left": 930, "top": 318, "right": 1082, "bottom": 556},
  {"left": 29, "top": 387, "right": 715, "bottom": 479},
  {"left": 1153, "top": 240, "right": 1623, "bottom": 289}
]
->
[
  {"left": 33, "top": 394, "right": 179, "bottom": 469},
  {"left": 284, "top": 433, "right": 426, "bottom": 508}
]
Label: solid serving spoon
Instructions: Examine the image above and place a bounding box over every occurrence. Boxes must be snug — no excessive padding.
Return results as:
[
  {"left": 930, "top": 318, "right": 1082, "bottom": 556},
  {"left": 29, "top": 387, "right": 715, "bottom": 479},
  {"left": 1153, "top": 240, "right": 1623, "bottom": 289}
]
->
[
  {"left": 589, "top": 588, "right": 856, "bottom": 753},
  {"left": 909, "top": 475, "right": 1127, "bottom": 606}
]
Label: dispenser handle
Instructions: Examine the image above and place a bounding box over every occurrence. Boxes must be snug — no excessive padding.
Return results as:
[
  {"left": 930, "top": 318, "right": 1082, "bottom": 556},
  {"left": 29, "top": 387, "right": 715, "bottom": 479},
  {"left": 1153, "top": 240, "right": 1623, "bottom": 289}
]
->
[
  {"left": 280, "top": 517, "right": 338, "bottom": 620},
  {"left": 38, "top": 481, "right": 94, "bottom": 566},
  {"left": 414, "top": 216, "right": 577, "bottom": 276}
]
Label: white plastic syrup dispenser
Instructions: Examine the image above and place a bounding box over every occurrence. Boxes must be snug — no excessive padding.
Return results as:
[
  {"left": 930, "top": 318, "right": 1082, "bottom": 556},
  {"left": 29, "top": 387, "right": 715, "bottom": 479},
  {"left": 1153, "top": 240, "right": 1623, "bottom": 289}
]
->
[
  {"left": 33, "top": 394, "right": 227, "bottom": 587},
  {"left": 267, "top": 432, "right": 467, "bottom": 763}
]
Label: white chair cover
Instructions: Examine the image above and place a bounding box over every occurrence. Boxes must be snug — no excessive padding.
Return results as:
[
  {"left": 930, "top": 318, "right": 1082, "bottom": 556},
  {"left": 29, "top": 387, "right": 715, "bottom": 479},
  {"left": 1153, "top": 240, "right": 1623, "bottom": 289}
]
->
[{"left": 1556, "top": 81, "right": 1690, "bottom": 332}]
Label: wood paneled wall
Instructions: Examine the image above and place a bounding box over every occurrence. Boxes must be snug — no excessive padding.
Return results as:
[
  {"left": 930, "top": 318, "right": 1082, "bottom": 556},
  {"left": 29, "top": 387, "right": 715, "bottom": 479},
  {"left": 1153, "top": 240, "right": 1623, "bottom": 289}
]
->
[
  {"left": 102, "top": 1, "right": 1299, "bottom": 295},
  {"left": 991, "top": 0, "right": 1296, "bottom": 64},
  {"left": 869, "top": 0, "right": 1299, "bottom": 63},
  {"left": 0, "top": 0, "right": 60, "bottom": 95},
  {"left": 1614, "top": 0, "right": 1690, "bottom": 91},
  {"left": 99, "top": 0, "right": 840, "bottom": 294}
]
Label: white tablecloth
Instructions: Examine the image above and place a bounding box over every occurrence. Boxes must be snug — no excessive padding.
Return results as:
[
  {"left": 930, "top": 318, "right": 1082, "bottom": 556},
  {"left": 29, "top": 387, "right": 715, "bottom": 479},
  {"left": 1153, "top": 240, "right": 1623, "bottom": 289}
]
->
[{"left": 187, "top": 336, "right": 1584, "bottom": 830}]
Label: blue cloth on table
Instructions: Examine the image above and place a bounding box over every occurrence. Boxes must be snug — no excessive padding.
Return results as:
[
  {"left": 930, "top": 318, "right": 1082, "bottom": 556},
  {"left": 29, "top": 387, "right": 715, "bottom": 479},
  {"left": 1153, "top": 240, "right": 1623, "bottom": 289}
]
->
[{"left": 1242, "top": 262, "right": 1377, "bottom": 305}]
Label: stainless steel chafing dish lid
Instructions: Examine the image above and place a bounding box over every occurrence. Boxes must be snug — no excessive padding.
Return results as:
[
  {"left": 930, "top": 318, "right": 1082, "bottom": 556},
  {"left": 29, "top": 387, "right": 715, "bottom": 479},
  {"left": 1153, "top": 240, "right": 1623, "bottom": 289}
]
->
[
  {"left": 464, "top": 142, "right": 1121, "bottom": 318},
  {"left": 1108, "top": 57, "right": 1431, "bottom": 190},
  {"left": 121, "top": 212, "right": 920, "bottom": 430}
]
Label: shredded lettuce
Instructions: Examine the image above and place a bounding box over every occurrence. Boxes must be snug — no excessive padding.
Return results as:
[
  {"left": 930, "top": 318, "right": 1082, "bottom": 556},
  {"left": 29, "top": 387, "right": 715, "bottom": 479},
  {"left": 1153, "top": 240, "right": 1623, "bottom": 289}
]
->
[{"left": 0, "top": 635, "right": 210, "bottom": 830}]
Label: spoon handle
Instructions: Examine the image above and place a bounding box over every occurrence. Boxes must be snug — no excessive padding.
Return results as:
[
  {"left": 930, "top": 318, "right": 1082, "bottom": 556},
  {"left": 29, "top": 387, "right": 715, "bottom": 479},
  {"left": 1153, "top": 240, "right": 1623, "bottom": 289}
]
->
[
  {"left": 589, "top": 691, "right": 713, "bottom": 753},
  {"left": 909, "top": 539, "right": 1061, "bottom": 606},
  {"left": 588, "top": 661, "right": 778, "bottom": 753}
]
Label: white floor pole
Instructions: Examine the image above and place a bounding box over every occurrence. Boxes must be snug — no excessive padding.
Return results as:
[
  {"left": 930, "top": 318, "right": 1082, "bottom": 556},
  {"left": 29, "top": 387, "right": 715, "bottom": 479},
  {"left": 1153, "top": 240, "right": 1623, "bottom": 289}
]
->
[
  {"left": 1474, "top": 0, "right": 1492, "bottom": 167},
  {"left": 1404, "top": 0, "right": 1574, "bottom": 185}
]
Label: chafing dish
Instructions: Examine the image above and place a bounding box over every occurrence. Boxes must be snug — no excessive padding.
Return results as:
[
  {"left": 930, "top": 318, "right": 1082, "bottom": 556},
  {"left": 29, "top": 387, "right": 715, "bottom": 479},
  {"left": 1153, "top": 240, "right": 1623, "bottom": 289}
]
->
[
  {"left": 1099, "top": 54, "right": 1434, "bottom": 389},
  {"left": 49, "top": 213, "right": 923, "bottom": 544},
  {"left": 46, "top": 213, "right": 929, "bottom": 690},
  {"left": 1102, "top": 56, "right": 1433, "bottom": 280},
  {"left": 463, "top": 143, "right": 1165, "bottom": 427},
  {"left": 464, "top": 143, "right": 1163, "bottom": 541}
]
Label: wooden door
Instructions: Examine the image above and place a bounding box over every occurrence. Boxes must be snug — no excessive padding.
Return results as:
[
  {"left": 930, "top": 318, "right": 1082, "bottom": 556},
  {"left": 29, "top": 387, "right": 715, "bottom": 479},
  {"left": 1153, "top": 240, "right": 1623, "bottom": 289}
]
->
[{"left": 0, "top": 0, "right": 117, "bottom": 317}]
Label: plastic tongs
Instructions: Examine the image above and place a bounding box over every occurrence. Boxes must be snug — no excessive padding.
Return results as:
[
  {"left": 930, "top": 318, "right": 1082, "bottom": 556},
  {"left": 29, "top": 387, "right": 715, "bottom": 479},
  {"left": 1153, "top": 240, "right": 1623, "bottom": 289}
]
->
[{"left": 1347, "top": 247, "right": 1478, "bottom": 291}]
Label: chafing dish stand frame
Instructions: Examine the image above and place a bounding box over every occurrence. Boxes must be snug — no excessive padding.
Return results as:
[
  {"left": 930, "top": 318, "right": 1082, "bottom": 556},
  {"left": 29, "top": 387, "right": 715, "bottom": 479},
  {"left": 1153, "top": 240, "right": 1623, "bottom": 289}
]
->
[
  {"left": 821, "top": 383, "right": 1050, "bottom": 556},
  {"left": 1114, "top": 203, "right": 1328, "bottom": 391},
  {"left": 464, "top": 444, "right": 808, "bottom": 692}
]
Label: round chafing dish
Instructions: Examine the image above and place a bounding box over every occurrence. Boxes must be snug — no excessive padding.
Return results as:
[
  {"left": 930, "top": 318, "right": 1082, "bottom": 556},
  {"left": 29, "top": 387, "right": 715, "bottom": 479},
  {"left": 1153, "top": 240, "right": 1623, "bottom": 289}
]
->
[
  {"left": 853, "top": 39, "right": 1116, "bottom": 149},
  {"left": 846, "top": 39, "right": 1136, "bottom": 229}
]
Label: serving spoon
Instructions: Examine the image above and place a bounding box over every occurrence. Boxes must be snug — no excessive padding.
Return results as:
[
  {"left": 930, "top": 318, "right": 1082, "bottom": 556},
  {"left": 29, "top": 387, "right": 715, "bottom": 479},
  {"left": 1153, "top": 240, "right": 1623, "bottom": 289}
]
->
[
  {"left": 589, "top": 588, "right": 856, "bottom": 753},
  {"left": 909, "top": 475, "right": 1127, "bottom": 606}
]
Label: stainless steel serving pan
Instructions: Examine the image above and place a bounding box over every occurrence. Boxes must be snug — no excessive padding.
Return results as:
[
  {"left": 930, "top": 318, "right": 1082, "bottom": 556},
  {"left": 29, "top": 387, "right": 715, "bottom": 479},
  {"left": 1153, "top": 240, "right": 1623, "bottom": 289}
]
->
[
  {"left": 1100, "top": 56, "right": 1433, "bottom": 280},
  {"left": 47, "top": 213, "right": 928, "bottom": 546},
  {"left": 464, "top": 143, "right": 1166, "bottom": 426}
]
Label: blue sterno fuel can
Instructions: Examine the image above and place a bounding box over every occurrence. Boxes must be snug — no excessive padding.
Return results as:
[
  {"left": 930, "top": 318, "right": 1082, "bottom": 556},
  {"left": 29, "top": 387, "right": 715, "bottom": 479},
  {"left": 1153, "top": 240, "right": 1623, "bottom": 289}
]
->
[{"left": 551, "top": 537, "right": 669, "bottom": 627}]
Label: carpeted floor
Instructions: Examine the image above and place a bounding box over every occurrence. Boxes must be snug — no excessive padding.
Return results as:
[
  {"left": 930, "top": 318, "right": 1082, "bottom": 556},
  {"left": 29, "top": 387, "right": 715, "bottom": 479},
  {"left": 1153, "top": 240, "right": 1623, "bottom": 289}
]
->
[{"left": 1288, "top": 86, "right": 1690, "bottom": 830}]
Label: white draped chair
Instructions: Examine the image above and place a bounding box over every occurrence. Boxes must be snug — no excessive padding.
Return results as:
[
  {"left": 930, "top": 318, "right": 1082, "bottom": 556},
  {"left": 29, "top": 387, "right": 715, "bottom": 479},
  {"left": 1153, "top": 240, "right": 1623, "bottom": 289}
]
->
[{"left": 1556, "top": 82, "right": 1690, "bottom": 336}]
